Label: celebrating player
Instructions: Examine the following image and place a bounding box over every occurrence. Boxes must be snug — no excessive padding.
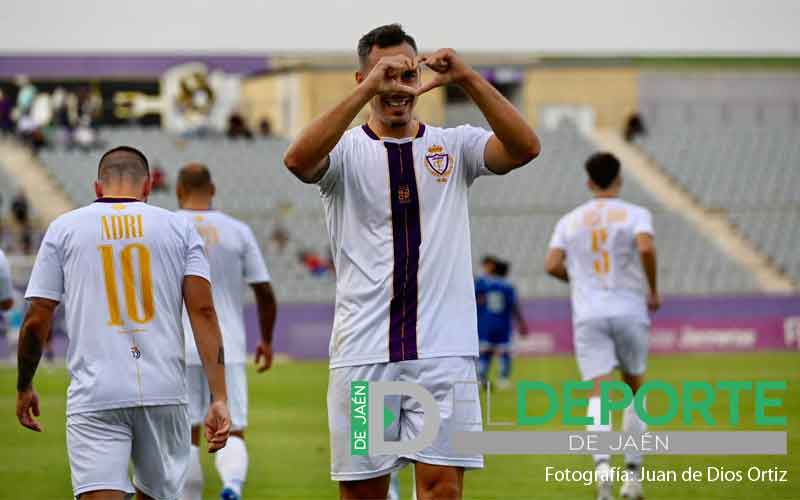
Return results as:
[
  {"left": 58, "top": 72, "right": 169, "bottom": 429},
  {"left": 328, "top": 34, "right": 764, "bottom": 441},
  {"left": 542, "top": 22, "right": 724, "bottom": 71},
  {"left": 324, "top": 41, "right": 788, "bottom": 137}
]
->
[
  {"left": 16, "top": 146, "right": 230, "bottom": 499},
  {"left": 475, "top": 256, "right": 528, "bottom": 390},
  {"left": 545, "top": 152, "right": 659, "bottom": 500},
  {"left": 176, "top": 164, "right": 278, "bottom": 500},
  {"left": 283, "top": 23, "right": 540, "bottom": 500}
]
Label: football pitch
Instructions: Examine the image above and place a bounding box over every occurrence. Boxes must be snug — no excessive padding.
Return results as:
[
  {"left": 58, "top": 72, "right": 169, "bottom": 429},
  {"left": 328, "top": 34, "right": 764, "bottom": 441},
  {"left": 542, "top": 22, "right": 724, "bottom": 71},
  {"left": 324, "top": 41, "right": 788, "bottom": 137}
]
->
[{"left": 2, "top": 352, "right": 797, "bottom": 499}]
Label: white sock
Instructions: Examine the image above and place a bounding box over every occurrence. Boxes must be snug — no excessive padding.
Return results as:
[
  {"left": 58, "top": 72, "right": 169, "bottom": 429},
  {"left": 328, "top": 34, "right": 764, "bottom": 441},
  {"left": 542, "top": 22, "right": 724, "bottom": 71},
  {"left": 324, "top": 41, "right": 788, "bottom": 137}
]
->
[
  {"left": 215, "top": 435, "right": 248, "bottom": 495},
  {"left": 387, "top": 471, "right": 400, "bottom": 500},
  {"left": 623, "top": 399, "right": 647, "bottom": 468},
  {"left": 587, "top": 396, "right": 611, "bottom": 465},
  {"left": 181, "top": 445, "right": 204, "bottom": 500}
]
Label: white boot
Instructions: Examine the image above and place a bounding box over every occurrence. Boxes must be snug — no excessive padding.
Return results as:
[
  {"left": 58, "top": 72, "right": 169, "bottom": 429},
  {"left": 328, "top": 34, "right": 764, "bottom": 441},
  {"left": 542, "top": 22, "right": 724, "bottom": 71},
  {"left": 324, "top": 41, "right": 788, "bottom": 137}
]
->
[
  {"left": 595, "top": 461, "right": 614, "bottom": 500},
  {"left": 620, "top": 467, "right": 643, "bottom": 500}
]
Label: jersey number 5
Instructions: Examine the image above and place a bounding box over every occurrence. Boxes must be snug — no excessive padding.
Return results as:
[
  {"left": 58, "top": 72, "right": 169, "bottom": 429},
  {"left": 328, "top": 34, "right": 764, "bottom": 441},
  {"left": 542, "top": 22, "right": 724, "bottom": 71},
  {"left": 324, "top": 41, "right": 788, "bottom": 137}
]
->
[
  {"left": 98, "top": 243, "right": 155, "bottom": 326},
  {"left": 591, "top": 228, "right": 610, "bottom": 275}
]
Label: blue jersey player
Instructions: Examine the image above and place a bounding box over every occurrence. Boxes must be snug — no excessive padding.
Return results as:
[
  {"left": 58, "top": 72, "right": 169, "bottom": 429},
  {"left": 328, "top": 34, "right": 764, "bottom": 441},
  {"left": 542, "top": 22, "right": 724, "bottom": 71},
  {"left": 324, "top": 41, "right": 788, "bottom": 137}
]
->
[{"left": 475, "top": 256, "right": 527, "bottom": 389}]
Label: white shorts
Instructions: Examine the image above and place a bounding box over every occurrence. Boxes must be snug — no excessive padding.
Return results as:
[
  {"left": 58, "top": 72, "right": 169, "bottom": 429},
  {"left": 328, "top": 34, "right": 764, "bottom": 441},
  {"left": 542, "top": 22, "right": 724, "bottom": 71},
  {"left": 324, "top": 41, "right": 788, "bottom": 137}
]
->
[
  {"left": 67, "top": 404, "right": 189, "bottom": 499},
  {"left": 187, "top": 363, "right": 248, "bottom": 430},
  {"left": 328, "top": 356, "right": 483, "bottom": 482},
  {"left": 574, "top": 316, "right": 650, "bottom": 380}
]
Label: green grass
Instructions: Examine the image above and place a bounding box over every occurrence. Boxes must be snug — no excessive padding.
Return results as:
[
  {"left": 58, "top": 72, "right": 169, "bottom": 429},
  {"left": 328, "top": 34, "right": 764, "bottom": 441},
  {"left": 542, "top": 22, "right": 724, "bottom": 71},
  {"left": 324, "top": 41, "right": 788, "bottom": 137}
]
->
[{"left": 2, "top": 353, "right": 798, "bottom": 499}]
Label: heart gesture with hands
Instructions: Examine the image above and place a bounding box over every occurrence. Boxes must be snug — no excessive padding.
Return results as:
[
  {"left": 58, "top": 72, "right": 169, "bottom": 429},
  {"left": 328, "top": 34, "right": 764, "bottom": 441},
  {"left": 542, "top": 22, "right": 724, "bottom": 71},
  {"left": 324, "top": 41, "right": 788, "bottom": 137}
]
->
[
  {"left": 416, "top": 48, "right": 475, "bottom": 96},
  {"left": 361, "top": 54, "right": 420, "bottom": 97}
]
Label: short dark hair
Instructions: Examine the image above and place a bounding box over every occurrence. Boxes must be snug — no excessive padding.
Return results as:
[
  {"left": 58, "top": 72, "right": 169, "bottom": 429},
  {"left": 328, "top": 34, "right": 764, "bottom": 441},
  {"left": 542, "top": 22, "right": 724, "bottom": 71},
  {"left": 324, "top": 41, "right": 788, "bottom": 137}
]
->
[
  {"left": 357, "top": 24, "right": 417, "bottom": 67},
  {"left": 98, "top": 146, "right": 150, "bottom": 183},
  {"left": 585, "top": 152, "right": 621, "bottom": 190},
  {"left": 178, "top": 163, "right": 213, "bottom": 193},
  {"left": 494, "top": 260, "right": 510, "bottom": 278}
]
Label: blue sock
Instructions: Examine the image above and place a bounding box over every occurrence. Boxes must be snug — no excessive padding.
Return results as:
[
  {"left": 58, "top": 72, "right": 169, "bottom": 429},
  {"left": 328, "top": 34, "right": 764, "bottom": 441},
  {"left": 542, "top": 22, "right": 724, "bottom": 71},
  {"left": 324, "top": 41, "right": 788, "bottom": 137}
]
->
[
  {"left": 500, "top": 351, "right": 511, "bottom": 379},
  {"left": 478, "top": 350, "right": 492, "bottom": 381}
]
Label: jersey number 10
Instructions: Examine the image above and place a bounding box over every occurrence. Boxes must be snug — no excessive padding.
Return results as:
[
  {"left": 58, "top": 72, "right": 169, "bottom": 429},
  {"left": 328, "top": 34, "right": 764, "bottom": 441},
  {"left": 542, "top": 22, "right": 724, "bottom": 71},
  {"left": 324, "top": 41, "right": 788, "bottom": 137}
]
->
[{"left": 98, "top": 243, "right": 155, "bottom": 326}]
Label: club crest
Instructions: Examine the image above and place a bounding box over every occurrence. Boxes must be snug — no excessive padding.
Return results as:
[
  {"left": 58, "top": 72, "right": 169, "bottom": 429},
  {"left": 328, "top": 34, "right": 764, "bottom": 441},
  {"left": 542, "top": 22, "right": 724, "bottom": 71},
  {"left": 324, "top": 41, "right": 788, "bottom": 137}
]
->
[{"left": 425, "top": 145, "right": 453, "bottom": 183}]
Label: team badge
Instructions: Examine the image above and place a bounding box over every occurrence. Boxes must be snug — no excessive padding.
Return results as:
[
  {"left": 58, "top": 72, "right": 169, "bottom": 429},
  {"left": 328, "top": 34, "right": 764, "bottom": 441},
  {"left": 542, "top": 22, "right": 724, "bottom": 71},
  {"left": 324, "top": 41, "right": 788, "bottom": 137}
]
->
[
  {"left": 112, "top": 204, "right": 127, "bottom": 211},
  {"left": 130, "top": 346, "right": 141, "bottom": 359},
  {"left": 425, "top": 145, "right": 453, "bottom": 183},
  {"left": 194, "top": 215, "right": 205, "bottom": 222}
]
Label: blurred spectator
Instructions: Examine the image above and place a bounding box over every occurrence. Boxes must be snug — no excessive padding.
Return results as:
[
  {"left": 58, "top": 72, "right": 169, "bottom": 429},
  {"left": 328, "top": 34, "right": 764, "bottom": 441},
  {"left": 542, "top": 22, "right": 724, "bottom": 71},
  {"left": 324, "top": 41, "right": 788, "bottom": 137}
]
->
[
  {"left": 259, "top": 118, "right": 272, "bottom": 137},
  {"left": 13, "top": 75, "right": 36, "bottom": 119},
  {"left": 11, "top": 190, "right": 33, "bottom": 254},
  {"left": 78, "top": 85, "right": 103, "bottom": 122},
  {"left": 299, "top": 249, "right": 333, "bottom": 277},
  {"left": 73, "top": 116, "right": 99, "bottom": 151},
  {"left": 269, "top": 221, "right": 290, "bottom": 253},
  {"left": 16, "top": 114, "right": 46, "bottom": 153},
  {"left": 151, "top": 164, "right": 168, "bottom": 192},
  {"left": 624, "top": 112, "right": 647, "bottom": 142},
  {"left": 227, "top": 113, "right": 253, "bottom": 139},
  {"left": 52, "top": 87, "right": 71, "bottom": 128},
  {"left": 0, "top": 90, "right": 13, "bottom": 134}
]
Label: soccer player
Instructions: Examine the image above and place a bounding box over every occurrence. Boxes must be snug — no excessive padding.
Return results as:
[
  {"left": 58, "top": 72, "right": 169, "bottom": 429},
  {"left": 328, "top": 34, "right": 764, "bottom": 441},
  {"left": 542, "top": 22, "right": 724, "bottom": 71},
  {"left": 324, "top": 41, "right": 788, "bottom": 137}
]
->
[
  {"left": 283, "top": 24, "right": 540, "bottom": 500},
  {"left": 16, "top": 146, "right": 231, "bottom": 499},
  {"left": 176, "top": 164, "right": 277, "bottom": 500},
  {"left": 545, "top": 152, "right": 659, "bottom": 500},
  {"left": 0, "top": 248, "right": 13, "bottom": 312},
  {"left": 475, "top": 257, "right": 527, "bottom": 389}
]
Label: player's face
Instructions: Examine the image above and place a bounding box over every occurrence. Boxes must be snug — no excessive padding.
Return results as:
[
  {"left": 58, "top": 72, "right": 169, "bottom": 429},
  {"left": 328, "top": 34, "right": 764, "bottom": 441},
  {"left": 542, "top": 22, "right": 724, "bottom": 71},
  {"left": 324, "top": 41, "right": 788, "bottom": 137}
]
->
[{"left": 364, "top": 43, "right": 420, "bottom": 128}]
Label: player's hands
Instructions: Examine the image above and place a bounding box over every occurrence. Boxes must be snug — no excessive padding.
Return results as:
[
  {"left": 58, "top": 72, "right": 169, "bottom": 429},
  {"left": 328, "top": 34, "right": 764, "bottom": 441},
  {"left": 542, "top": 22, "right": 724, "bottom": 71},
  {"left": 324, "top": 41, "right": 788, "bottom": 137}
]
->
[
  {"left": 648, "top": 292, "right": 661, "bottom": 312},
  {"left": 16, "top": 389, "right": 42, "bottom": 432},
  {"left": 417, "top": 48, "right": 476, "bottom": 96},
  {"left": 204, "top": 399, "right": 231, "bottom": 453},
  {"left": 362, "top": 55, "right": 419, "bottom": 97},
  {"left": 255, "top": 341, "right": 273, "bottom": 373}
]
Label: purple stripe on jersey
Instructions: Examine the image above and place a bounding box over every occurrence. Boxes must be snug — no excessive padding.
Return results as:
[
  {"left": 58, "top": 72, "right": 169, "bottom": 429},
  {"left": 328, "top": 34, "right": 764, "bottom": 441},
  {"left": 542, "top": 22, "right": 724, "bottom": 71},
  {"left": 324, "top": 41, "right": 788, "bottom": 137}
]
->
[
  {"left": 362, "top": 123, "right": 426, "bottom": 141},
  {"left": 385, "top": 141, "right": 421, "bottom": 362},
  {"left": 362, "top": 124, "right": 380, "bottom": 140}
]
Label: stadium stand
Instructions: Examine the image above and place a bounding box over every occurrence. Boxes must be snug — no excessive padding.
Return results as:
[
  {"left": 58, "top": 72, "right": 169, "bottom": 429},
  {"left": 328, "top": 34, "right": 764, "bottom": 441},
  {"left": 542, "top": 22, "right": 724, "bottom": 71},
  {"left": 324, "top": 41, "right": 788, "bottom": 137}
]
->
[
  {"left": 0, "top": 160, "right": 19, "bottom": 212},
  {"left": 638, "top": 72, "right": 800, "bottom": 283},
  {"left": 35, "top": 123, "right": 761, "bottom": 301}
]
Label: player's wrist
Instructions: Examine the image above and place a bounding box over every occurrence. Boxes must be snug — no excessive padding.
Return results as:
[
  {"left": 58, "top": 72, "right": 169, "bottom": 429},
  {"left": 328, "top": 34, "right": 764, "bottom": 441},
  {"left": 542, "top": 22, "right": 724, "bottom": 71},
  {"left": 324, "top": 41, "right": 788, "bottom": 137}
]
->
[
  {"left": 355, "top": 79, "right": 380, "bottom": 101},
  {"left": 454, "top": 67, "right": 481, "bottom": 88}
]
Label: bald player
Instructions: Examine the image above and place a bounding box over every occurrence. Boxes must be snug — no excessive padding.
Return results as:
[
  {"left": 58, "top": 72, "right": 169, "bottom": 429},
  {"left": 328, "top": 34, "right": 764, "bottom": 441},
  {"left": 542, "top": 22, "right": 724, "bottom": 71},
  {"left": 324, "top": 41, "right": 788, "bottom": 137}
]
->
[
  {"left": 17, "top": 146, "right": 231, "bottom": 500},
  {"left": 176, "top": 164, "right": 277, "bottom": 500}
]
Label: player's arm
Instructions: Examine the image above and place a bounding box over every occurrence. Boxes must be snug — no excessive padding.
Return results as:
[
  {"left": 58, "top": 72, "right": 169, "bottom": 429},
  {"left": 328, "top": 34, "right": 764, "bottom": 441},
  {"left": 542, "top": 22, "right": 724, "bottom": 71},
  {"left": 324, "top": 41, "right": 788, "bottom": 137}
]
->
[
  {"left": 636, "top": 233, "right": 660, "bottom": 311},
  {"left": 252, "top": 282, "right": 277, "bottom": 373},
  {"left": 418, "top": 49, "right": 540, "bottom": 174},
  {"left": 545, "top": 248, "right": 569, "bottom": 282},
  {"left": 183, "top": 275, "right": 230, "bottom": 452},
  {"left": 283, "top": 54, "right": 419, "bottom": 183},
  {"left": 16, "top": 297, "right": 58, "bottom": 432}
]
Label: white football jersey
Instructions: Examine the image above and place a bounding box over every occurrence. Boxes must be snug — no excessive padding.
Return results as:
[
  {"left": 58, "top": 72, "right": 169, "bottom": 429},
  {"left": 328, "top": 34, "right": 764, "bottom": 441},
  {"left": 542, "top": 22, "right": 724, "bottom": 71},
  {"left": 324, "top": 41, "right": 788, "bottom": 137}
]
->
[
  {"left": 178, "top": 210, "right": 270, "bottom": 365},
  {"left": 25, "top": 199, "right": 210, "bottom": 415},
  {"left": 319, "top": 123, "right": 494, "bottom": 368},
  {"left": 549, "top": 198, "right": 654, "bottom": 325}
]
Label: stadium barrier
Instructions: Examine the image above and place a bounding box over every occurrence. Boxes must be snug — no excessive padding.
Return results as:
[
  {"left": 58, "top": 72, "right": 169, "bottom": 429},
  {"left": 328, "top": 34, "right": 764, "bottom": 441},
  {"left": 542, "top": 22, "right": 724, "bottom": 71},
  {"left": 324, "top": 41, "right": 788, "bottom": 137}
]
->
[
  {"left": 242, "top": 295, "right": 800, "bottom": 359},
  {"left": 2, "top": 295, "right": 797, "bottom": 360}
]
